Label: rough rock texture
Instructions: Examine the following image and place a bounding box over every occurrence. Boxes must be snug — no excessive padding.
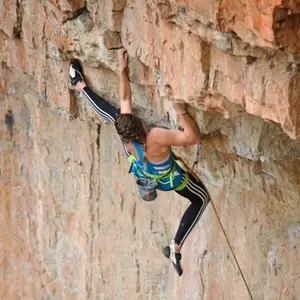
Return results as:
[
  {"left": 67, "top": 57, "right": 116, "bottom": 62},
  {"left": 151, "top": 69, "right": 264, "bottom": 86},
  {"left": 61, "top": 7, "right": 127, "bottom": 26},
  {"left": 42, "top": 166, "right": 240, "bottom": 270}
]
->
[{"left": 1, "top": 1, "right": 300, "bottom": 300}]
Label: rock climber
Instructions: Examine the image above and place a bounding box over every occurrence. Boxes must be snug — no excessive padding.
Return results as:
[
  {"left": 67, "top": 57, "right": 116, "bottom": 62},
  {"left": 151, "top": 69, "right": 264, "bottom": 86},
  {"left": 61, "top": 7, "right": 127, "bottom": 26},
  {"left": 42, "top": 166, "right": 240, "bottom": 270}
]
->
[{"left": 69, "top": 49, "right": 210, "bottom": 276}]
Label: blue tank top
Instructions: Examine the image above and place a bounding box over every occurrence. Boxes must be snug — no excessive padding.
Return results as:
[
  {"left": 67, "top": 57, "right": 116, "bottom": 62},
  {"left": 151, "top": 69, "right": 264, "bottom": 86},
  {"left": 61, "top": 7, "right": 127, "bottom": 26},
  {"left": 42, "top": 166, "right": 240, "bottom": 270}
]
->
[{"left": 128, "top": 141, "right": 184, "bottom": 191}]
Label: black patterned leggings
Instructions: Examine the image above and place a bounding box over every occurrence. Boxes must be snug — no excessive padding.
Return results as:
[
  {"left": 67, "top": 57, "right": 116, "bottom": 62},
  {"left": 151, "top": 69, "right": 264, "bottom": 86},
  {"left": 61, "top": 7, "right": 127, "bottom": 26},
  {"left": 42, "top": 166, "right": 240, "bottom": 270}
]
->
[{"left": 82, "top": 86, "right": 210, "bottom": 246}]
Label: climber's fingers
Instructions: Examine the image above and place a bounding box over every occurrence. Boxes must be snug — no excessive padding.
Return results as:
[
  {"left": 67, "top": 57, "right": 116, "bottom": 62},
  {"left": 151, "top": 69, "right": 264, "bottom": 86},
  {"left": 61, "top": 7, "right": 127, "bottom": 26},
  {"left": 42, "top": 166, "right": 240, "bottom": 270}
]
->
[
  {"left": 118, "top": 48, "right": 128, "bottom": 72},
  {"left": 118, "top": 49, "right": 128, "bottom": 61},
  {"left": 173, "top": 102, "right": 186, "bottom": 114}
]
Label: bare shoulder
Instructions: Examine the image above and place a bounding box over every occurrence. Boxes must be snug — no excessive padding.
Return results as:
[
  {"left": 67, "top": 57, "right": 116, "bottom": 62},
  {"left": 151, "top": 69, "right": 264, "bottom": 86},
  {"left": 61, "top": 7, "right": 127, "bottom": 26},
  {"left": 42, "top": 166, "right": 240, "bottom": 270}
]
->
[
  {"left": 148, "top": 127, "right": 172, "bottom": 141},
  {"left": 148, "top": 127, "right": 195, "bottom": 147},
  {"left": 149, "top": 127, "right": 169, "bottom": 136}
]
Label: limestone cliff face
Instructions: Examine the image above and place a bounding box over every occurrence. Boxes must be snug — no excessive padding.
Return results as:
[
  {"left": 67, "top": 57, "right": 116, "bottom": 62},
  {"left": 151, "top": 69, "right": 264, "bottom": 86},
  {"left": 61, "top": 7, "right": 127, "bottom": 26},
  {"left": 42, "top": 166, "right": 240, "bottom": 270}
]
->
[{"left": 0, "top": 1, "right": 300, "bottom": 300}]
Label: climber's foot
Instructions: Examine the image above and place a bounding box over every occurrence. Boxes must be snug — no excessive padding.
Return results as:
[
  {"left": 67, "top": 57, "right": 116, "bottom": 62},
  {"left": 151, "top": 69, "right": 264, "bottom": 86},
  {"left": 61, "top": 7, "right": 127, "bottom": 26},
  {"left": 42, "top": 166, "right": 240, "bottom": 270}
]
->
[
  {"left": 69, "top": 59, "right": 86, "bottom": 92},
  {"left": 163, "top": 240, "right": 183, "bottom": 276}
]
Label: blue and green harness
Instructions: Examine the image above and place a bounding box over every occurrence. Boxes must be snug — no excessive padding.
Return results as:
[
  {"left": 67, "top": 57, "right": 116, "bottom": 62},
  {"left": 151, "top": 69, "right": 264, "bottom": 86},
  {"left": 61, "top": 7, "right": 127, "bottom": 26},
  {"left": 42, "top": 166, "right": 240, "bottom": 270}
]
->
[{"left": 127, "top": 141, "right": 189, "bottom": 191}]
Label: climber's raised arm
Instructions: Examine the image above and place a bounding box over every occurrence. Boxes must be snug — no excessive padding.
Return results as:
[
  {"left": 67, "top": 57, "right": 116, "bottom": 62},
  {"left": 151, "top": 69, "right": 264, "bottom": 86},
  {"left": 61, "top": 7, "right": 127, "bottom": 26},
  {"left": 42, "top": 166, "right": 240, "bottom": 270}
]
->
[
  {"left": 151, "top": 103, "right": 201, "bottom": 147},
  {"left": 118, "top": 49, "right": 133, "bottom": 114}
]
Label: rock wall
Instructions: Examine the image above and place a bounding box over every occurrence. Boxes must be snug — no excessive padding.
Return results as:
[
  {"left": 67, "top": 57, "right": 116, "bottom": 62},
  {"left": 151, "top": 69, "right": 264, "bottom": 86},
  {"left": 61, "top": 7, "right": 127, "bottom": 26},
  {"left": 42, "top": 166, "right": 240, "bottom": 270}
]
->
[{"left": 1, "top": 1, "right": 300, "bottom": 300}]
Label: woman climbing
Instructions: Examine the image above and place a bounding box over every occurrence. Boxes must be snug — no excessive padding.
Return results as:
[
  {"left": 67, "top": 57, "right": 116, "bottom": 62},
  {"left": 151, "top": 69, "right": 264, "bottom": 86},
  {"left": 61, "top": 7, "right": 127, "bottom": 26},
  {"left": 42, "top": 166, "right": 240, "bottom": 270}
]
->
[{"left": 69, "top": 49, "right": 210, "bottom": 276}]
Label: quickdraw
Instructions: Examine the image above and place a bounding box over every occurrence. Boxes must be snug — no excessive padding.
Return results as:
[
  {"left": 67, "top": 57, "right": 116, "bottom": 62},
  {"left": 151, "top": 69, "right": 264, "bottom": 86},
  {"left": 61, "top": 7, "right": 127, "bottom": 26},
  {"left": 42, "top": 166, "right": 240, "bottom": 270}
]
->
[{"left": 192, "top": 144, "right": 201, "bottom": 172}]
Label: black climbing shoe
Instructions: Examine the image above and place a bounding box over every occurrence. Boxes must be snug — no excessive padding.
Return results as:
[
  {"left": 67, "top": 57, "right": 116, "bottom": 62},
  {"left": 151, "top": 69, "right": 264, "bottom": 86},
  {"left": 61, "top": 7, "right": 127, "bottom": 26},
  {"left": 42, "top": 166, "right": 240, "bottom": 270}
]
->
[
  {"left": 163, "top": 240, "right": 183, "bottom": 276},
  {"left": 69, "top": 59, "right": 84, "bottom": 87}
]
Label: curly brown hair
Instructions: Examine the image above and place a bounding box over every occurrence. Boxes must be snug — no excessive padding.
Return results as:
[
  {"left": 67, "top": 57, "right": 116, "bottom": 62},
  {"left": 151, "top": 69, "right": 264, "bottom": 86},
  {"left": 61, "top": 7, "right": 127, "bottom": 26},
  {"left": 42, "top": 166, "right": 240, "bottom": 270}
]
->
[{"left": 115, "top": 114, "right": 147, "bottom": 147}]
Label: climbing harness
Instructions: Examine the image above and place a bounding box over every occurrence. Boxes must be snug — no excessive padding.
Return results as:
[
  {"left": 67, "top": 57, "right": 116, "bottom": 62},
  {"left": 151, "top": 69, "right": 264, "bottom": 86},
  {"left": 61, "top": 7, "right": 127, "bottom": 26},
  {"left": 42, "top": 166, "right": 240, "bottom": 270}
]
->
[
  {"left": 128, "top": 143, "right": 203, "bottom": 199},
  {"left": 128, "top": 154, "right": 180, "bottom": 200},
  {"left": 128, "top": 154, "right": 177, "bottom": 185}
]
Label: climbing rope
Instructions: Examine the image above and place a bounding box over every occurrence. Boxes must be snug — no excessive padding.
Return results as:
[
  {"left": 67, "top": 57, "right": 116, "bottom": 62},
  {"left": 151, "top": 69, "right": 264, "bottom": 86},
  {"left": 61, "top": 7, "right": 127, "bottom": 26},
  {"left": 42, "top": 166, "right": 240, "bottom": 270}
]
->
[
  {"left": 210, "top": 200, "right": 254, "bottom": 300},
  {"left": 192, "top": 144, "right": 255, "bottom": 300}
]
